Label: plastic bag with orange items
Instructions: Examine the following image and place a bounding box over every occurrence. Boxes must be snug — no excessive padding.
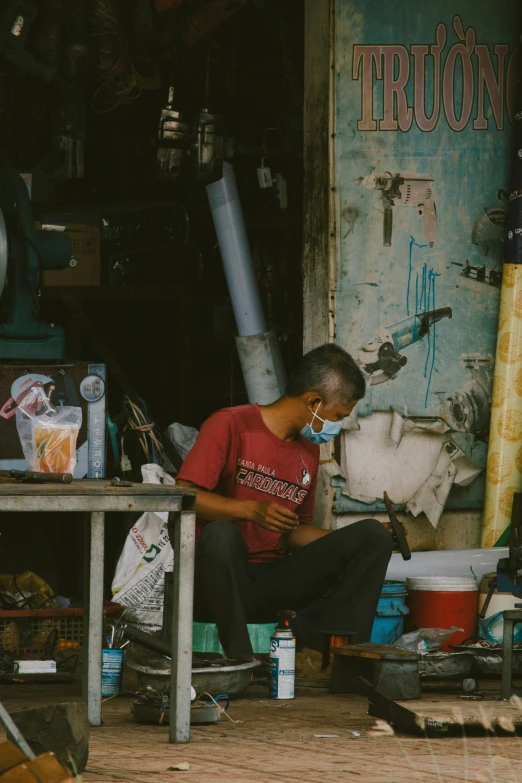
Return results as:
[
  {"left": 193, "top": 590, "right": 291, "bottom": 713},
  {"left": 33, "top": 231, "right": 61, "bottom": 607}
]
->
[{"left": 16, "top": 386, "right": 82, "bottom": 474}]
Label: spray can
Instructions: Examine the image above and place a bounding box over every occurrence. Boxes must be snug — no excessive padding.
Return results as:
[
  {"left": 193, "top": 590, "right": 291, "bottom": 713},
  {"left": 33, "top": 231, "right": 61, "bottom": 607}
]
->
[{"left": 269, "top": 610, "right": 296, "bottom": 700}]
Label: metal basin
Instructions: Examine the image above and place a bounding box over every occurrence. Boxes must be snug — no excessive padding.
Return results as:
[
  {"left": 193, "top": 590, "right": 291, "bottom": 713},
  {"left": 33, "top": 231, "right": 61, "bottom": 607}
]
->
[
  {"left": 451, "top": 643, "right": 522, "bottom": 677},
  {"left": 129, "top": 658, "right": 261, "bottom": 698},
  {"left": 418, "top": 652, "right": 474, "bottom": 681}
]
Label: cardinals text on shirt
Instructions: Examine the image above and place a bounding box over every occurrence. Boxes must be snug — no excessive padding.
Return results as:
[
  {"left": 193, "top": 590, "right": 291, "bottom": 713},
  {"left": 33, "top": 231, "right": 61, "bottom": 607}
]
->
[{"left": 235, "top": 455, "right": 312, "bottom": 504}]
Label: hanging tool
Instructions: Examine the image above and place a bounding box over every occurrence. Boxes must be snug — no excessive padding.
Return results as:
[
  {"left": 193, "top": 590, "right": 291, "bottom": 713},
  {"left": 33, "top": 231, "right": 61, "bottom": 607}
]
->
[{"left": 383, "top": 492, "right": 411, "bottom": 560}]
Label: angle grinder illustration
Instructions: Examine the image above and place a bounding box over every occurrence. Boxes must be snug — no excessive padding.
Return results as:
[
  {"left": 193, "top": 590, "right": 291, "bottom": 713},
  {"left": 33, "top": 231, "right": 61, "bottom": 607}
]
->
[
  {"left": 451, "top": 191, "right": 507, "bottom": 297},
  {"left": 358, "top": 171, "right": 436, "bottom": 247},
  {"left": 448, "top": 353, "right": 494, "bottom": 440},
  {"left": 357, "top": 307, "right": 452, "bottom": 386}
]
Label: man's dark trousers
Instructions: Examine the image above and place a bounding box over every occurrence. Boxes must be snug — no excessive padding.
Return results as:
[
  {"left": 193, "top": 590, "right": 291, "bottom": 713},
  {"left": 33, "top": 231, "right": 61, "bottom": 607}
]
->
[{"left": 193, "top": 520, "right": 393, "bottom": 658}]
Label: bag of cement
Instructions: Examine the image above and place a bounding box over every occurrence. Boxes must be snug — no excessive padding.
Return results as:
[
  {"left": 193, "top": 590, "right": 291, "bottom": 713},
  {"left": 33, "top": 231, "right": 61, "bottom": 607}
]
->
[
  {"left": 162, "top": 422, "right": 199, "bottom": 472},
  {"left": 111, "top": 463, "right": 175, "bottom": 631}
]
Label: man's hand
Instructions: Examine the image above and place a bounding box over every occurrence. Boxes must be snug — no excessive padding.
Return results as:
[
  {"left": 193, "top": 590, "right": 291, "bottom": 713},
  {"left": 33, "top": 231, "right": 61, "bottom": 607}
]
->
[
  {"left": 176, "top": 478, "right": 299, "bottom": 534},
  {"left": 251, "top": 501, "right": 299, "bottom": 534}
]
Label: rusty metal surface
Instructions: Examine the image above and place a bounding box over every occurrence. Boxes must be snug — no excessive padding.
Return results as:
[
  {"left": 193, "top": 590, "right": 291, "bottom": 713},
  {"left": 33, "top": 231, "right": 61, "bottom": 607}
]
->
[{"left": 418, "top": 652, "right": 475, "bottom": 681}]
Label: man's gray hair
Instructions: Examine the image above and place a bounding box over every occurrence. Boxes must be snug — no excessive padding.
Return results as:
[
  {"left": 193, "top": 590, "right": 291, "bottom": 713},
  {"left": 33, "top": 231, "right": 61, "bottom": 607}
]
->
[{"left": 286, "top": 344, "right": 366, "bottom": 404}]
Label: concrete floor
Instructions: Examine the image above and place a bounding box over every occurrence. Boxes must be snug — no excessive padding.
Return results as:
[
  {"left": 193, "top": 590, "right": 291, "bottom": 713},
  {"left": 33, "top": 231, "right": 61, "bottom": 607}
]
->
[{"left": 2, "top": 679, "right": 522, "bottom": 782}]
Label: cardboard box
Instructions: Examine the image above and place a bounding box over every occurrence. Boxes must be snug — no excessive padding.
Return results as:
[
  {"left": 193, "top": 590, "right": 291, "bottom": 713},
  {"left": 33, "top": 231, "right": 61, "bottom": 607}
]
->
[
  {"left": 0, "top": 363, "right": 106, "bottom": 478},
  {"left": 40, "top": 222, "right": 101, "bottom": 287},
  {"left": 15, "top": 660, "right": 56, "bottom": 674}
]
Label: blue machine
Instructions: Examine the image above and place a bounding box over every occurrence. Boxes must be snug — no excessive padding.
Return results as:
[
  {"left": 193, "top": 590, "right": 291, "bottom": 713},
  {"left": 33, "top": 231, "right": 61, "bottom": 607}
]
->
[
  {"left": 0, "top": 170, "right": 71, "bottom": 360},
  {"left": 480, "top": 493, "right": 522, "bottom": 613},
  {"left": 479, "top": 492, "right": 522, "bottom": 699}
]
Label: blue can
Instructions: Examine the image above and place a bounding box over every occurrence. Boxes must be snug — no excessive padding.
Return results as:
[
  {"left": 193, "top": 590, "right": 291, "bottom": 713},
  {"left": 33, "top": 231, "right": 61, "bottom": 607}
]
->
[{"left": 102, "top": 649, "right": 124, "bottom": 697}]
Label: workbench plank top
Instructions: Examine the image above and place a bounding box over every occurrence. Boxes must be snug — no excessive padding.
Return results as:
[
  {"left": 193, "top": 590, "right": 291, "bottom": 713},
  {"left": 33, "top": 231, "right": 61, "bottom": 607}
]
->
[{"left": 0, "top": 481, "right": 195, "bottom": 496}]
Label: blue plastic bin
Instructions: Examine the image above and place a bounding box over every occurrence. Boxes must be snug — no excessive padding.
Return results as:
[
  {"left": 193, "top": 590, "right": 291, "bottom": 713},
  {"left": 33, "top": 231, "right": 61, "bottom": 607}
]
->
[{"left": 370, "top": 581, "right": 409, "bottom": 644}]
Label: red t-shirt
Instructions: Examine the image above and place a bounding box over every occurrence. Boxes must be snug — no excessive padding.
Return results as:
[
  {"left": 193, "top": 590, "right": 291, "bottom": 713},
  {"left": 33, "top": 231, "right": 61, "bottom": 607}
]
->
[{"left": 176, "top": 403, "right": 319, "bottom": 562}]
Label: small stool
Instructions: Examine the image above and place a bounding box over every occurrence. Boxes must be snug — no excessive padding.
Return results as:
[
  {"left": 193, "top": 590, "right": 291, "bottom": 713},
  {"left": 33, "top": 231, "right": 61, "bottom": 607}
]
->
[
  {"left": 501, "top": 608, "right": 522, "bottom": 700},
  {"left": 320, "top": 630, "right": 355, "bottom": 670},
  {"left": 330, "top": 643, "right": 421, "bottom": 701}
]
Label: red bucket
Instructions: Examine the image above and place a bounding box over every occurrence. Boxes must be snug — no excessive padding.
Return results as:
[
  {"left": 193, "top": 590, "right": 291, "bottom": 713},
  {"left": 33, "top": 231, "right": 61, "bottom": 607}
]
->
[{"left": 406, "top": 577, "right": 478, "bottom": 651}]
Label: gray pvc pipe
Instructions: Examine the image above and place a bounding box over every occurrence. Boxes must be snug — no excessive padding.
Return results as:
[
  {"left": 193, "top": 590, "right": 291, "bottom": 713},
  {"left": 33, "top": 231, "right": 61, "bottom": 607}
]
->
[
  {"left": 236, "top": 330, "right": 287, "bottom": 405},
  {"left": 207, "top": 163, "right": 266, "bottom": 337}
]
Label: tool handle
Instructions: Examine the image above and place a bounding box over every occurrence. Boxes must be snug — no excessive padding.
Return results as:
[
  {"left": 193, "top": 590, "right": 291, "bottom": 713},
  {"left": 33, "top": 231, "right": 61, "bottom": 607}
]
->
[
  {"left": 383, "top": 491, "right": 411, "bottom": 561},
  {"left": 383, "top": 202, "right": 393, "bottom": 247},
  {"left": 10, "top": 470, "right": 73, "bottom": 484},
  {"left": 478, "top": 578, "right": 496, "bottom": 619},
  {"left": 122, "top": 624, "right": 171, "bottom": 657}
]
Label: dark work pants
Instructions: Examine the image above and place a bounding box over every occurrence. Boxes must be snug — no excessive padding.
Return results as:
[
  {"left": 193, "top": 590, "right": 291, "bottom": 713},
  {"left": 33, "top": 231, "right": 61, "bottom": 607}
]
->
[{"left": 193, "top": 519, "right": 393, "bottom": 658}]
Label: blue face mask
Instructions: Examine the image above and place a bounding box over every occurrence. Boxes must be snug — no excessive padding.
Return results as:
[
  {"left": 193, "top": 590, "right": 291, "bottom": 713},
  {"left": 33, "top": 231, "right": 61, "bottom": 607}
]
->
[{"left": 300, "top": 402, "right": 343, "bottom": 445}]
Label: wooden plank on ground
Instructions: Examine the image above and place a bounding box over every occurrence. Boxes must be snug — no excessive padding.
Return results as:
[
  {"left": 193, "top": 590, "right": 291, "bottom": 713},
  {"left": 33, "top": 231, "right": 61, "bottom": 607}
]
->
[{"left": 397, "top": 699, "right": 522, "bottom": 731}]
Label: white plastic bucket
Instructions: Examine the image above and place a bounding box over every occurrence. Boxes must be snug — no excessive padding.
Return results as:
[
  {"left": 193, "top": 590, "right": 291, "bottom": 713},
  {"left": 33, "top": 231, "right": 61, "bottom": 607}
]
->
[
  {"left": 387, "top": 548, "right": 507, "bottom": 583},
  {"left": 406, "top": 576, "right": 478, "bottom": 592}
]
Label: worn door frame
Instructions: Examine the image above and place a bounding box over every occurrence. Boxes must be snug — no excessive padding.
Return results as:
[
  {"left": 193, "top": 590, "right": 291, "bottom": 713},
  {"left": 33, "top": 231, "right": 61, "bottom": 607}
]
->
[
  {"left": 303, "top": 0, "right": 338, "bottom": 471},
  {"left": 303, "top": 0, "right": 336, "bottom": 354}
]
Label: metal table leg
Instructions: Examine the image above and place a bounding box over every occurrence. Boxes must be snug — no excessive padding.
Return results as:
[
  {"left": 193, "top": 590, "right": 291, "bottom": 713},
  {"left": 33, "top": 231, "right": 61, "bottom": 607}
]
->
[
  {"left": 83, "top": 511, "right": 106, "bottom": 726},
  {"left": 501, "top": 609, "right": 522, "bottom": 700},
  {"left": 168, "top": 506, "right": 196, "bottom": 743}
]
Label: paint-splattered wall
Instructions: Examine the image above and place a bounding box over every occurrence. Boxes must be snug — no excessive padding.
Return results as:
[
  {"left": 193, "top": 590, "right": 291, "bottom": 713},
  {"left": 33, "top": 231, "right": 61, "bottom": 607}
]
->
[{"left": 334, "top": 1, "right": 521, "bottom": 516}]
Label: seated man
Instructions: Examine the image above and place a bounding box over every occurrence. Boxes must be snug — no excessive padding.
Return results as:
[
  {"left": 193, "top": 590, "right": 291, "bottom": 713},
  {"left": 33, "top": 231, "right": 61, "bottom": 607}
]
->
[{"left": 176, "top": 344, "right": 392, "bottom": 659}]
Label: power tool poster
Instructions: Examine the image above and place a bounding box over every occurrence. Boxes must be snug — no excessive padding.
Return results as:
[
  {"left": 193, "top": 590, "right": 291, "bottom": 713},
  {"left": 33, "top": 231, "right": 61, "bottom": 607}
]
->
[{"left": 334, "top": 0, "right": 521, "bottom": 512}]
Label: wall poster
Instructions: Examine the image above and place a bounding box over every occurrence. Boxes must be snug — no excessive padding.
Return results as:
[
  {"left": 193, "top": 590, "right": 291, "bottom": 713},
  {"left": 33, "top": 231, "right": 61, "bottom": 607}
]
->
[{"left": 334, "top": 1, "right": 521, "bottom": 514}]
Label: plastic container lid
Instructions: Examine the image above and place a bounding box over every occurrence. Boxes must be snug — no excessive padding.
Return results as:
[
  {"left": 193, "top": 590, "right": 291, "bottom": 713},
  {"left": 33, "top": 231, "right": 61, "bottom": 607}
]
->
[
  {"left": 380, "top": 581, "right": 408, "bottom": 595},
  {"left": 406, "top": 576, "right": 478, "bottom": 592}
]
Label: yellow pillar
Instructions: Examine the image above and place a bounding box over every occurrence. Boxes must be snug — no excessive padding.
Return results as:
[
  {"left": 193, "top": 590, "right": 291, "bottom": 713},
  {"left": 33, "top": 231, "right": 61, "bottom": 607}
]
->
[{"left": 482, "top": 264, "right": 522, "bottom": 547}]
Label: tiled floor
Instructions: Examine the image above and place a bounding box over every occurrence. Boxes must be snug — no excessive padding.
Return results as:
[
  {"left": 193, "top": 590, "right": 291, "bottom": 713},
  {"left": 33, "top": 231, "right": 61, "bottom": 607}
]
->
[{"left": 2, "top": 681, "right": 522, "bottom": 782}]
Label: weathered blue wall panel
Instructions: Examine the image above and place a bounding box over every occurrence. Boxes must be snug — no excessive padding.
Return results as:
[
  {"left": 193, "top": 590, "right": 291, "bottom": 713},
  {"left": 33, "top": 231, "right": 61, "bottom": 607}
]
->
[{"left": 335, "top": 1, "right": 520, "bottom": 443}]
